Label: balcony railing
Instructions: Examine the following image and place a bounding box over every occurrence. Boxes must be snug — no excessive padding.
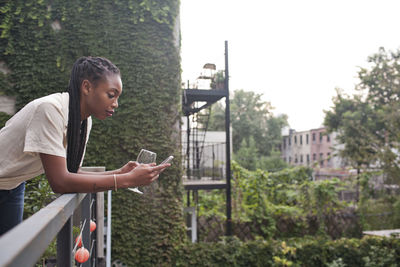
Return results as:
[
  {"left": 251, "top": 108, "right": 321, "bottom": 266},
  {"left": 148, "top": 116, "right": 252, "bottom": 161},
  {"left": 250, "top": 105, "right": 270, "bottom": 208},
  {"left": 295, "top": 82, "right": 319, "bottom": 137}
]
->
[{"left": 0, "top": 167, "right": 106, "bottom": 267}]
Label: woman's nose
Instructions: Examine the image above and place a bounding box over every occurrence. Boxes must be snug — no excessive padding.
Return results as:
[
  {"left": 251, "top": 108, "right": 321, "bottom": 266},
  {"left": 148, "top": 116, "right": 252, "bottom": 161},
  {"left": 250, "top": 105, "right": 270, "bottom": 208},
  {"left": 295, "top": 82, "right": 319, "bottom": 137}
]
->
[{"left": 112, "top": 99, "right": 118, "bottom": 109}]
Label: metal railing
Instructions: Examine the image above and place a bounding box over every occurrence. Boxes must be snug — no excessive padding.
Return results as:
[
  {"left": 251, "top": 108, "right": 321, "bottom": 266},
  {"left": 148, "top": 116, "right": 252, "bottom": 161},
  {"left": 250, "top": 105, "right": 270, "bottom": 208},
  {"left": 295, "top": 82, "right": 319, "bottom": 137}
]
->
[
  {"left": 0, "top": 167, "right": 106, "bottom": 267},
  {"left": 182, "top": 142, "right": 227, "bottom": 181}
]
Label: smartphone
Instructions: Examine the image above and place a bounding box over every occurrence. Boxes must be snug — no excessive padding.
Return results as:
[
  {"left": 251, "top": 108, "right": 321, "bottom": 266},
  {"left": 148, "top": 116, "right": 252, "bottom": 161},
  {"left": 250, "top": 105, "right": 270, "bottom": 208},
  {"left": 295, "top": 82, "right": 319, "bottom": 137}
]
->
[{"left": 160, "top": 155, "right": 174, "bottom": 164}]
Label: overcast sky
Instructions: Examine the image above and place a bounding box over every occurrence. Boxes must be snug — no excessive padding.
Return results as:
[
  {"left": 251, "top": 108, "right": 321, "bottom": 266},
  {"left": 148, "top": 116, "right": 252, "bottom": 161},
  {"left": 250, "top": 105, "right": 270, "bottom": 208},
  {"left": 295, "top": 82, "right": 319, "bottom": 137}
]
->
[{"left": 180, "top": 0, "right": 400, "bottom": 131}]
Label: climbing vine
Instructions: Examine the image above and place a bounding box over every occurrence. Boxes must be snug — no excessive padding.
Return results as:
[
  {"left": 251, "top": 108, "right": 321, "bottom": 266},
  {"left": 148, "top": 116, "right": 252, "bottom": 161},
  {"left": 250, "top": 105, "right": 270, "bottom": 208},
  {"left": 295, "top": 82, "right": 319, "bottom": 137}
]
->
[{"left": 0, "top": 0, "right": 184, "bottom": 265}]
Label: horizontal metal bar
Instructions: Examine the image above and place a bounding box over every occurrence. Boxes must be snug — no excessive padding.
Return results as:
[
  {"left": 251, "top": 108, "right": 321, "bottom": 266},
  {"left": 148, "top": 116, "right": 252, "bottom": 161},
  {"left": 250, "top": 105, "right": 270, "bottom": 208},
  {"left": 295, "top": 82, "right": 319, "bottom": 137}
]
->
[
  {"left": 0, "top": 193, "right": 87, "bottom": 267},
  {"left": 183, "top": 182, "right": 227, "bottom": 190}
]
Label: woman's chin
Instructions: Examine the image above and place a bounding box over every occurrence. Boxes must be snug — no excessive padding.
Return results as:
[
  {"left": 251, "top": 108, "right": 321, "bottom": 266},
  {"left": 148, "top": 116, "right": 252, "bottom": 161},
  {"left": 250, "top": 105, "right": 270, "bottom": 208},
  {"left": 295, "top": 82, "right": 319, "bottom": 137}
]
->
[{"left": 94, "top": 114, "right": 108, "bottom": 120}]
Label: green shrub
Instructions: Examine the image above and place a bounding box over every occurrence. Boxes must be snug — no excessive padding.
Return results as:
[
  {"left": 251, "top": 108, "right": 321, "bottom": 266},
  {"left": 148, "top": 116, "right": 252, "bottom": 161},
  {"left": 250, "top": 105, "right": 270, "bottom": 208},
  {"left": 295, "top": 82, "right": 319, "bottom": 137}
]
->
[
  {"left": 24, "top": 175, "right": 56, "bottom": 219},
  {"left": 171, "top": 236, "right": 400, "bottom": 267},
  {"left": 199, "top": 163, "right": 360, "bottom": 240}
]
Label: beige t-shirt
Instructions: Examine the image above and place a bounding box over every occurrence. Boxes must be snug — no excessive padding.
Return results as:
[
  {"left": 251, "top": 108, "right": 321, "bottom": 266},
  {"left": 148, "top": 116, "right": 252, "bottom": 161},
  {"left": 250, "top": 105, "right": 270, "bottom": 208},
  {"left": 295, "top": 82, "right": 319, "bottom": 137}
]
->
[{"left": 0, "top": 93, "right": 92, "bottom": 190}]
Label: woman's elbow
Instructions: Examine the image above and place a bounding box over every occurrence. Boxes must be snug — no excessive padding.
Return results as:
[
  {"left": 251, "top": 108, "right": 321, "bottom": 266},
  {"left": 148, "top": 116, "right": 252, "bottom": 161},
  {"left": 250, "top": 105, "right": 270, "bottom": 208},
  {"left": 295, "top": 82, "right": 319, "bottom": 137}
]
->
[{"left": 46, "top": 174, "right": 69, "bottom": 194}]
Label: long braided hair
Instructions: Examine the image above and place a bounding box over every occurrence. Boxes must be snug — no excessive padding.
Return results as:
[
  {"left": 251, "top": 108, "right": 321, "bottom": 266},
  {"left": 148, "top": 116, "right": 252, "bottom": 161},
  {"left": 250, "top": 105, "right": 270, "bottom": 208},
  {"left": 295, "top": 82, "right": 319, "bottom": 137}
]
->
[{"left": 66, "top": 56, "right": 120, "bottom": 173}]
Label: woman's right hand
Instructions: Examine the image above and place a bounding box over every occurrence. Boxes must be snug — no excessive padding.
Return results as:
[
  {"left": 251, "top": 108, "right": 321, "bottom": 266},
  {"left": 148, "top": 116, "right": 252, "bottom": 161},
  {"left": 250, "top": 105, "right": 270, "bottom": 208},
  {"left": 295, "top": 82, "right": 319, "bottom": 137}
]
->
[{"left": 126, "top": 163, "right": 170, "bottom": 187}]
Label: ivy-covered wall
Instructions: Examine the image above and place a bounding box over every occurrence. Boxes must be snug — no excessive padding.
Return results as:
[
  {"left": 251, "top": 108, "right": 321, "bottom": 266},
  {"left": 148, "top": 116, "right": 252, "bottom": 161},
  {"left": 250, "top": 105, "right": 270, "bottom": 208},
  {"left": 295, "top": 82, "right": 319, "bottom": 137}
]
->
[{"left": 0, "top": 0, "right": 184, "bottom": 265}]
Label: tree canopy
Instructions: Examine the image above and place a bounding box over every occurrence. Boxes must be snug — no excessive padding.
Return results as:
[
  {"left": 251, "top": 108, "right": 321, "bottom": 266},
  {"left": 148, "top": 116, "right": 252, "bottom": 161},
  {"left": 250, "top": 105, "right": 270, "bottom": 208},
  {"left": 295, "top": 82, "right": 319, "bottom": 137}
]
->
[
  {"left": 324, "top": 47, "right": 400, "bottom": 182},
  {"left": 208, "top": 89, "right": 288, "bottom": 171}
]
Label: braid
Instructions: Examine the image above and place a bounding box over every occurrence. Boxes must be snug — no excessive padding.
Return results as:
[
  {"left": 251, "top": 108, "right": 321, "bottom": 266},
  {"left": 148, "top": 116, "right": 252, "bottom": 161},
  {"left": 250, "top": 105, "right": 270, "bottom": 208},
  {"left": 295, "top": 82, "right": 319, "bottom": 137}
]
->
[{"left": 66, "top": 56, "right": 120, "bottom": 173}]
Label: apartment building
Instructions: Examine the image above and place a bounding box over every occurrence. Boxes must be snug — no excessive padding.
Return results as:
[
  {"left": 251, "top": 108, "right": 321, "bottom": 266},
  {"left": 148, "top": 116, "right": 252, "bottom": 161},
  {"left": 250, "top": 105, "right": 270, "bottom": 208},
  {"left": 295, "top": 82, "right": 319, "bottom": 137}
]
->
[{"left": 281, "top": 127, "right": 345, "bottom": 169}]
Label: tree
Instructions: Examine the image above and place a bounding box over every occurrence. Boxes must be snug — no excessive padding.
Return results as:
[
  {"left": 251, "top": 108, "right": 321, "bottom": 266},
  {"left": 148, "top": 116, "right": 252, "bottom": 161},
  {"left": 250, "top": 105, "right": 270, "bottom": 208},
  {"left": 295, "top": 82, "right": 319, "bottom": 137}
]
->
[
  {"left": 324, "top": 47, "right": 400, "bottom": 185},
  {"left": 324, "top": 90, "right": 378, "bottom": 169},
  {"left": 208, "top": 89, "right": 288, "bottom": 158},
  {"left": 208, "top": 101, "right": 225, "bottom": 131},
  {"left": 231, "top": 90, "right": 271, "bottom": 155},
  {"left": 234, "top": 136, "right": 259, "bottom": 171},
  {"left": 256, "top": 149, "right": 289, "bottom": 172},
  {"left": 264, "top": 114, "right": 288, "bottom": 156},
  {"left": 358, "top": 48, "right": 400, "bottom": 182}
]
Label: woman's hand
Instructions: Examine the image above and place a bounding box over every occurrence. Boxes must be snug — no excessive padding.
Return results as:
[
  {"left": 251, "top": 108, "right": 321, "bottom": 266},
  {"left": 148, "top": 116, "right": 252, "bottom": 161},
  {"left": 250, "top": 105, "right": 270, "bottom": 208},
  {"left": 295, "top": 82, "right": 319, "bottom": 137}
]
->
[
  {"left": 118, "top": 161, "right": 139, "bottom": 174},
  {"left": 127, "top": 163, "right": 170, "bottom": 187}
]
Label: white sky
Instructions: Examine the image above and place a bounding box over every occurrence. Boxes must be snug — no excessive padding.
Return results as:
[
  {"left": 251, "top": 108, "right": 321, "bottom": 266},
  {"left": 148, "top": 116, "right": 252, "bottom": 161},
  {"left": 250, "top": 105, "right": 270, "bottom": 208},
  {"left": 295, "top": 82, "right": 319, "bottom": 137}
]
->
[{"left": 180, "top": 0, "right": 400, "bottom": 131}]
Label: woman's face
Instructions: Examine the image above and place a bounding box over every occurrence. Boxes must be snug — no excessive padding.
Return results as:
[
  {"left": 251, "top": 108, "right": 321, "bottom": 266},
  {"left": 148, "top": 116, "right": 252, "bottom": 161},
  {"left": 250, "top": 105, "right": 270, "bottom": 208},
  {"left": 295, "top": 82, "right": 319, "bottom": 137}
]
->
[{"left": 81, "top": 74, "right": 123, "bottom": 120}]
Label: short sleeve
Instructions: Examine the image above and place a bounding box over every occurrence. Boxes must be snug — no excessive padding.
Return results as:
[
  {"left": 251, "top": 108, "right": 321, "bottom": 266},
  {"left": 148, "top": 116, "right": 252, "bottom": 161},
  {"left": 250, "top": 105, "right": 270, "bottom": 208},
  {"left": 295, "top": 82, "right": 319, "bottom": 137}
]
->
[{"left": 24, "top": 102, "right": 66, "bottom": 157}]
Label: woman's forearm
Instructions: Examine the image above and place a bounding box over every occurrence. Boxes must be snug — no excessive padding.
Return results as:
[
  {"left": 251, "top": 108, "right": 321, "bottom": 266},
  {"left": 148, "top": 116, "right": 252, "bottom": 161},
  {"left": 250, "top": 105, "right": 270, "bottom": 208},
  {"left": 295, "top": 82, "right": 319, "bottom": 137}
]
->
[
  {"left": 52, "top": 172, "right": 128, "bottom": 193},
  {"left": 40, "top": 153, "right": 167, "bottom": 194},
  {"left": 77, "top": 168, "right": 121, "bottom": 176}
]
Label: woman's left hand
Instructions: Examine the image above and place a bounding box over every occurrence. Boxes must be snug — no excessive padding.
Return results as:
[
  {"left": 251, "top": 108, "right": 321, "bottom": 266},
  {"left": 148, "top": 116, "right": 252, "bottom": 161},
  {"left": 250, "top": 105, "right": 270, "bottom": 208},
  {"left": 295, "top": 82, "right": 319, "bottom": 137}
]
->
[{"left": 118, "top": 161, "right": 139, "bottom": 174}]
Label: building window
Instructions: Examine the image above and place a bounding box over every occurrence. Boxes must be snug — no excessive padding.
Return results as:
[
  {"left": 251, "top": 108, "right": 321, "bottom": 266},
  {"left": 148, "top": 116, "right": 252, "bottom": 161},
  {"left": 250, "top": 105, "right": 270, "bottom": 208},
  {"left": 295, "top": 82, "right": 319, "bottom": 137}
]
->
[
  {"left": 306, "top": 134, "right": 309, "bottom": 144},
  {"left": 320, "top": 153, "right": 324, "bottom": 166},
  {"left": 289, "top": 137, "right": 291, "bottom": 146},
  {"left": 327, "top": 152, "right": 331, "bottom": 164},
  {"left": 327, "top": 135, "right": 330, "bottom": 142},
  {"left": 294, "top": 136, "right": 297, "bottom": 144},
  {"left": 300, "top": 154, "right": 303, "bottom": 163},
  {"left": 300, "top": 135, "right": 303, "bottom": 145},
  {"left": 306, "top": 154, "right": 310, "bottom": 164},
  {"left": 313, "top": 153, "right": 316, "bottom": 161},
  {"left": 283, "top": 139, "right": 286, "bottom": 149},
  {"left": 312, "top": 133, "right": 316, "bottom": 142},
  {"left": 294, "top": 154, "right": 298, "bottom": 163},
  {"left": 289, "top": 156, "right": 292, "bottom": 163},
  {"left": 319, "top": 132, "right": 323, "bottom": 142}
]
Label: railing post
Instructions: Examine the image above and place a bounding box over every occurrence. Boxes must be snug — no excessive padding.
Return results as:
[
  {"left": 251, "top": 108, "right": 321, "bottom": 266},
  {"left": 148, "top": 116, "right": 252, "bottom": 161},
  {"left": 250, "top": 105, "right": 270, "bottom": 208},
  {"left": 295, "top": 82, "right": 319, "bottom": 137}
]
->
[
  {"left": 80, "top": 166, "right": 106, "bottom": 266},
  {"left": 57, "top": 217, "right": 73, "bottom": 267},
  {"left": 96, "top": 192, "right": 105, "bottom": 266},
  {"left": 82, "top": 193, "right": 91, "bottom": 267}
]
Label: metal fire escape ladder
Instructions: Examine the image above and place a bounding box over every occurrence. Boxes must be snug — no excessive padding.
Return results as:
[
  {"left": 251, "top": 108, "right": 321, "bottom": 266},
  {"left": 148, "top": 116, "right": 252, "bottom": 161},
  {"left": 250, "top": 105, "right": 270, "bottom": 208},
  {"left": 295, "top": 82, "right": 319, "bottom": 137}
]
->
[
  {"left": 182, "top": 83, "right": 227, "bottom": 180},
  {"left": 190, "top": 105, "right": 211, "bottom": 179}
]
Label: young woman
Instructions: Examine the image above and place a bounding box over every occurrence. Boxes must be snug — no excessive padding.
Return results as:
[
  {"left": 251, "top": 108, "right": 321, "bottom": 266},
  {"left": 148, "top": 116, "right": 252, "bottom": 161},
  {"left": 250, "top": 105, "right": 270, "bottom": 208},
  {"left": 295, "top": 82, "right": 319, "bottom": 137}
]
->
[{"left": 0, "top": 56, "right": 170, "bottom": 235}]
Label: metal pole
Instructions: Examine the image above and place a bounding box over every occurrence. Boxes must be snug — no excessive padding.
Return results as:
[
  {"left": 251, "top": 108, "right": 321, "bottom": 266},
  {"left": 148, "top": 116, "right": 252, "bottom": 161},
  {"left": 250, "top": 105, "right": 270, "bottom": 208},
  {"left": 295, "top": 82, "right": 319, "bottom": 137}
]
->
[
  {"left": 225, "top": 40, "right": 232, "bottom": 236},
  {"left": 106, "top": 190, "right": 112, "bottom": 267},
  {"left": 91, "top": 194, "right": 97, "bottom": 266},
  {"left": 82, "top": 194, "right": 91, "bottom": 267},
  {"left": 187, "top": 115, "right": 190, "bottom": 179},
  {"left": 212, "top": 144, "right": 215, "bottom": 180},
  {"left": 57, "top": 218, "right": 73, "bottom": 267}
]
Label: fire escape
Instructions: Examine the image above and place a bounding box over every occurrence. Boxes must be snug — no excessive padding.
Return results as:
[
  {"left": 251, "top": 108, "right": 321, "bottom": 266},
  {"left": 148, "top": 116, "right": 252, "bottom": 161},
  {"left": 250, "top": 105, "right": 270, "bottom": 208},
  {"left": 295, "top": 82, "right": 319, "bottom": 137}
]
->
[{"left": 182, "top": 41, "right": 232, "bottom": 240}]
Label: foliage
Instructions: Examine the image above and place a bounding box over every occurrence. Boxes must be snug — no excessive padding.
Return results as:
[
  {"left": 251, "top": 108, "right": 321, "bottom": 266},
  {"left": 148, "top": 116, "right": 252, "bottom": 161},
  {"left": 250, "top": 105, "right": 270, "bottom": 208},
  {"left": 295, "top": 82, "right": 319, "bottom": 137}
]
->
[
  {"left": 324, "top": 47, "right": 400, "bottom": 183},
  {"left": 23, "top": 175, "right": 56, "bottom": 219},
  {"left": 234, "top": 139, "right": 288, "bottom": 172},
  {"left": 306, "top": 178, "right": 346, "bottom": 236},
  {"left": 256, "top": 149, "right": 289, "bottom": 172},
  {"left": 0, "top": 0, "right": 183, "bottom": 265},
  {"left": 230, "top": 90, "right": 271, "bottom": 154},
  {"left": 234, "top": 136, "right": 259, "bottom": 171},
  {"left": 171, "top": 236, "right": 400, "bottom": 266},
  {"left": 359, "top": 195, "right": 400, "bottom": 231},
  {"left": 210, "top": 70, "right": 225, "bottom": 90},
  {"left": 0, "top": 111, "right": 11, "bottom": 128},
  {"left": 207, "top": 99, "right": 226, "bottom": 131},
  {"left": 208, "top": 89, "right": 288, "bottom": 158},
  {"left": 197, "top": 162, "right": 359, "bottom": 240},
  {"left": 324, "top": 91, "right": 379, "bottom": 170},
  {"left": 207, "top": 89, "right": 288, "bottom": 171}
]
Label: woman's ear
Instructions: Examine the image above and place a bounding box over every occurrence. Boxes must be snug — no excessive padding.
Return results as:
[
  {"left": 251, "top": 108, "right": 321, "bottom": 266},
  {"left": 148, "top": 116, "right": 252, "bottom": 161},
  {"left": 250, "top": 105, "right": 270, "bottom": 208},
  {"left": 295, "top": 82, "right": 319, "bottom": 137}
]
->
[{"left": 81, "top": 79, "right": 92, "bottom": 96}]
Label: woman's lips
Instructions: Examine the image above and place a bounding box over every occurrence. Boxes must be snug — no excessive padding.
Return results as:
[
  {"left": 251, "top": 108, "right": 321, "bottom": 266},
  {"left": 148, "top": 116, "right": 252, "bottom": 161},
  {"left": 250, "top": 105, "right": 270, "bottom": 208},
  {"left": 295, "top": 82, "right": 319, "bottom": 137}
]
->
[{"left": 106, "top": 110, "right": 114, "bottom": 117}]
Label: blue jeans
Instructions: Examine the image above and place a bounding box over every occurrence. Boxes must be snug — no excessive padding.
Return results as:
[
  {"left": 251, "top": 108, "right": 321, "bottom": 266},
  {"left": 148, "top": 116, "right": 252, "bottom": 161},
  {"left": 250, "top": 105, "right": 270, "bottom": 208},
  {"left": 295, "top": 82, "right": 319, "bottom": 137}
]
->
[{"left": 0, "top": 182, "right": 25, "bottom": 235}]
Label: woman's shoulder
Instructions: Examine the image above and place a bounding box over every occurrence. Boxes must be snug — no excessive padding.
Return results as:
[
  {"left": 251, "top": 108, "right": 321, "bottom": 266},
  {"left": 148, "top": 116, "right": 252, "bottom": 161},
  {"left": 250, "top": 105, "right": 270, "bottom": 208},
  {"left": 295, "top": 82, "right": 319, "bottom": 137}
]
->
[
  {"left": 33, "top": 92, "right": 69, "bottom": 109},
  {"left": 32, "top": 93, "right": 69, "bottom": 125}
]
